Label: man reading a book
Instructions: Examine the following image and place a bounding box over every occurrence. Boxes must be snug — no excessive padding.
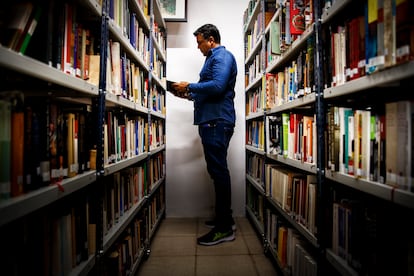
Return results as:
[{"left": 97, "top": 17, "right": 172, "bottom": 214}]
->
[{"left": 172, "top": 23, "right": 237, "bottom": 246}]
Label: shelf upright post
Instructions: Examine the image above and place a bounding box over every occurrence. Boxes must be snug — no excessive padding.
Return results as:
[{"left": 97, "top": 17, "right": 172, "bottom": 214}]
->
[
  {"left": 259, "top": 0, "right": 269, "bottom": 249},
  {"left": 94, "top": 0, "right": 109, "bottom": 274},
  {"left": 261, "top": 23, "right": 269, "bottom": 247},
  {"left": 148, "top": 0, "right": 154, "bottom": 157},
  {"left": 313, "top": 0, "right": 327, "bottom": 273},
  {"left": 143, "top": 0, "right": 157, "bottom": 256},
  {"left": 97, "top": 0, "right": 109, "bottom": 177}
]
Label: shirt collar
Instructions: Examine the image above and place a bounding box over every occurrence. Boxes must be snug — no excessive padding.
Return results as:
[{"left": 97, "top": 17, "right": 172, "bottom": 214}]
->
[{"left": 207, "top": 45, "right": 224, "bottom": 57}]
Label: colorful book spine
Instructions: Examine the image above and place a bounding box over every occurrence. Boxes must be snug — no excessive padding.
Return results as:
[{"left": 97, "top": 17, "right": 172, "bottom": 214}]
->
[
  {"left": 18, "top": 5, "right": 42, "bottom": 54},
  {"left": 0, "top": 100, "right": 11, "bottom": 200},
  {"left": 11, "top": 98, "right": 25, "bottom": 197}
]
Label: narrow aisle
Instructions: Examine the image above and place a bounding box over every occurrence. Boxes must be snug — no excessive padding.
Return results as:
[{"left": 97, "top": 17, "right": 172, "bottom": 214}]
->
[{"left": 135, "top": 217, "right": 279, "bottom": 276}]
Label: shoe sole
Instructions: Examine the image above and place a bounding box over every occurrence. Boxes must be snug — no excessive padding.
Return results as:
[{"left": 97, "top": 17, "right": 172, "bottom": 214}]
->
[{"left": 197, "top": 233, "right": 235, "bottom": 246}]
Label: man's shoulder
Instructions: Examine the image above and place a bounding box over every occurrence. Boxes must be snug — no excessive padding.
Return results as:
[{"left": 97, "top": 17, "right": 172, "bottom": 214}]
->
[{"left": 214, "top": 46, "right": 235, "bottom": 58}]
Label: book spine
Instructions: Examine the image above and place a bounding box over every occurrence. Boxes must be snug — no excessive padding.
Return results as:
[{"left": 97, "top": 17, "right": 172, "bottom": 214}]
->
[
  {"left": 11, "top": 99, "right": 25, "bottom": 197},
  {"left": 67, "top": 113, "right": 77, "bottom": 178},
  {"left": 19, "top": 5, "right": 42, "bottom": 54},
  {"left": 40, "top": 99, "right": 51, "bottom": 186},
  {"left": 63, "top": 3, "right": 73, "bottom": 74},
  {"left": 0, "top": 100, "right": 11, "bottom": 200},
  {"left": 2, "top": 2, "right": 34, "bottom": 50},
  {"left": 50, "top": 103, "right": 60, "bottom": 184}
]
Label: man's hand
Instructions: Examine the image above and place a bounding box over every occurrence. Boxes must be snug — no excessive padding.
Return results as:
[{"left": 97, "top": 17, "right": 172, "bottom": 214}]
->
[{"left": 172, "top": 81, "right": 190, "bottom": 99}]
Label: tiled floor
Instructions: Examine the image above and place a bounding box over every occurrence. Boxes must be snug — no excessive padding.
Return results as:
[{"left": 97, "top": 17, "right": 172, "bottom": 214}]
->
[{"left": 135, "top": 217, "right": 280, "bottom": 276}]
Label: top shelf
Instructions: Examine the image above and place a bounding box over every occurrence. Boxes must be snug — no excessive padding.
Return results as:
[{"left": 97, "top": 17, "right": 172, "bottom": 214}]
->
[
  {"left": 321, "top": 0, "right": 352, "bottom": 24},
  {"left": 0, "top": 46, "right": 99, "bottom": 96},
  {"left": 266, "top": 23, "right": 315, "bottom": 73},
  {"left": 244, "top": 0, "right": 261, "bottom": 33}
]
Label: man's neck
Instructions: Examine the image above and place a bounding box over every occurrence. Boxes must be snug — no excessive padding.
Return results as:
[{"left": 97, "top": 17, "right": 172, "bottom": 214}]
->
[{"left": 211, "top": 42, "right": 220, "bottom": 49}]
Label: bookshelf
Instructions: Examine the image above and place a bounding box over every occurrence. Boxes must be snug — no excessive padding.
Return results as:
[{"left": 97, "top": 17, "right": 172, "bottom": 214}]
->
[
  {"left": 244, "top": 0, "right": 414, "bottom": 275},
  {"left": 0, "top": 0, "right": 167, "bottom": 275},
  {"left": 244, "top": 0, "right": 323, "bottom": 274},
  {"left": 244, "top": 0, "right": 266, "bottom": 247},
  {"left": 321, "top": 0, "right": 414, "bottom": 275}
]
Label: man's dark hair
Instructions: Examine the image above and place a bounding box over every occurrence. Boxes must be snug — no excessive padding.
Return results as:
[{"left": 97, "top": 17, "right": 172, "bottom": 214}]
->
[{"left": 193, "top": 24, "right": 221, "bottom": 43}]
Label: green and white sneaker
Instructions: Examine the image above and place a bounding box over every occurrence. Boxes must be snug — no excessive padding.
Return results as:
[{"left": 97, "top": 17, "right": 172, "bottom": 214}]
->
[{"left": 197, "top": 228, "right": 235, "bottom": 246}]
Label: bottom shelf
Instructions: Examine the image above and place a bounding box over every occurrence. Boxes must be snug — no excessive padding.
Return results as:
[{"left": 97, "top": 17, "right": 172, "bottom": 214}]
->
[
  {"left": 325, "top": 249, "right": 358, "bottom": 276},
  {"left": 246, "top": 205, "right": 265, "bottom": 238},
  {"left": 130, "top": 244, "right": 151, "bottom": 276}
]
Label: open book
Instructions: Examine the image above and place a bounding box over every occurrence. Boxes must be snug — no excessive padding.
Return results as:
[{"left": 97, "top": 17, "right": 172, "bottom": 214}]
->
[
  {"left": 166, "top": 80, "right": 178, "bottom": 94},
  {"left": 166, "top": 80, "right": 190, "bottom": 99}
]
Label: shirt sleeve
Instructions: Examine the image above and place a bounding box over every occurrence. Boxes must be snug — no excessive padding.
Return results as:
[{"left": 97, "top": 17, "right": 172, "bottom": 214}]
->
[{"left": 188, "top": 50, "right": 234, "bottom": 97}]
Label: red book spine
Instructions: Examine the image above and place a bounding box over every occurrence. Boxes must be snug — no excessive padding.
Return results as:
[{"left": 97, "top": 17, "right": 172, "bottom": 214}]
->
[{"left": 11, "top": 111, "right": 24, "bottom": 197}]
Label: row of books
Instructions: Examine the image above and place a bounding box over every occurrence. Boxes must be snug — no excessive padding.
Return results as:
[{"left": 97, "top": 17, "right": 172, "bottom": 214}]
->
[
  {"left": 331, "top": 199, "right": 364, "bottom": 272},
  {"left": 244, "top": 9, "right": 264, "bottom": 58},
  {"left": 152, "top": 21, "right": 166, "bottom": 56},
  {"left": 0, "top": 93, "right": 165, "bottom": 200},
  {"left": 103, "top": 166, "right": 147, "bottom": 236},
  {"left": 104, "top": 214, "right": 147, "bottom": 276},
  {"left": 148, "top": 151, "right": 165, "bottom": 191},
  {"left": 107, "top": 39, "right": 151, "bottom": 105},
  {"left": 275, "top": 0, "right": 314, "bottom": 53},
  {"left": 326, "top": 101, "right": 413, "bottom": 191},
  {"left": 59, "top": 3, "right": 94, "bottom": 79},
  {"left": 104, "top": 183, "right": 165, "bottom": 276},
  {"left": 266, "top": 210, "right": 317, "bottom": 275},
  {"left": 109, "top": 0, "right": 151, "bottom": 46},
  {"left": 246, "top": 119, "right": 265, "bottom": 151},
  {"left": 150, "top": 85, "right": 166, "bottom": 114},
  {"left": 243, "top": 0, "right": 259, "bottom": 28},
  {"left": 329, "top": 185, "right": 414, "bottom": 275},
  {"left": 0, "top": 94, "right": 95, "bottom": 200},
  {"left": 0, "top": 191, "right": 96, "bottom": 276},
  {"left": 267, "top": 113, "right": 316, "bottom": 165},
  {"left": 148, "top": 184, "right": 165, "bottom": 231},
  {"left": 244, "top": 0, "right": 314, "bottom": 59},
  {"left": 48, "top": 196, "right": 96, "bottom": 276},
  {"left": 246, "top": 182, "right": 265, "bottom": 225},
  {"left": 10, "top": 1, "right": 101, "bottom": 79},
  {"left": 265, "top": 164, "right": 318, "bottom": 235},
  {"left": 327, "top": 0, "right": 414, "bottom": 87},
  {"left": 152, "top": 48, "right": 166, "bottom": 81},
  {"left": 266, "top": 40, "right": 315, "bottom": 107},
  {"left": 265, "top": 0, "right": 314, "bottom": 65},
  {"left": 245, "top": 51, "right": 264, "bottom": 87},
  {"left": 246, "top": 84, "right": 265, "bottom": 115},
  {"left": 246, "top": 151, "right": 266, "bottom": 187},
  {"left": 0, "top": 2, "right": 43, "bottom": 55},
  {"left": 103, "top": 111, "right": 147, "bottom": 166},
  {"left": 0, "top": 1, "right": 157, "bottom": 103},
  {"left": 149, "top": 119, "right": 165, "bottom": 151}
]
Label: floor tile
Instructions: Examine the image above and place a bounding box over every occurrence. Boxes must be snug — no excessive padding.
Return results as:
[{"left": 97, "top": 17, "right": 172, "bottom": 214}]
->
[
  {"left": 156, "top": 217, "right": 198, "bottom": 237},
  {"left": 150, "top": 236, "right": 196, "bottom": 256},
  {"left": 137, "top": 255, "right": 196, "bottom": 276},
  {"left": 251, "top": 254, "right": 279, "bottom": 276},
  {"left": 236, "top": 217, "right": 257, "bottom": 236},
  {"left": 243, "top": 234, "right": 264, "bottom": 255},
  {"left": 135, "top": 217, "right": 281, "bottom": 276},
  {"left": 196, "top": 255, "right": 257, "bottom": 276}
]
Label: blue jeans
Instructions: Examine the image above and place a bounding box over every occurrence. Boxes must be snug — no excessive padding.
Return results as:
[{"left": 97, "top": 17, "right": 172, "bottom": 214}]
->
[{"left": 198, "top": 120, "right": 234, "bottom": 231}]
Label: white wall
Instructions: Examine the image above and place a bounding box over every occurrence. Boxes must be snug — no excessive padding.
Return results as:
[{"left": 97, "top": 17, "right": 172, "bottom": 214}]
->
[{"left": 165, "top": 0, "right": 249, "bottom": 218}]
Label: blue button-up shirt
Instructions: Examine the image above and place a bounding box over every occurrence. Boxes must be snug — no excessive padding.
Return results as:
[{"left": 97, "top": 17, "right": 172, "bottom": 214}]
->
[{"left": 188, "top": 46, "right": 237, "bottom": 125}]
